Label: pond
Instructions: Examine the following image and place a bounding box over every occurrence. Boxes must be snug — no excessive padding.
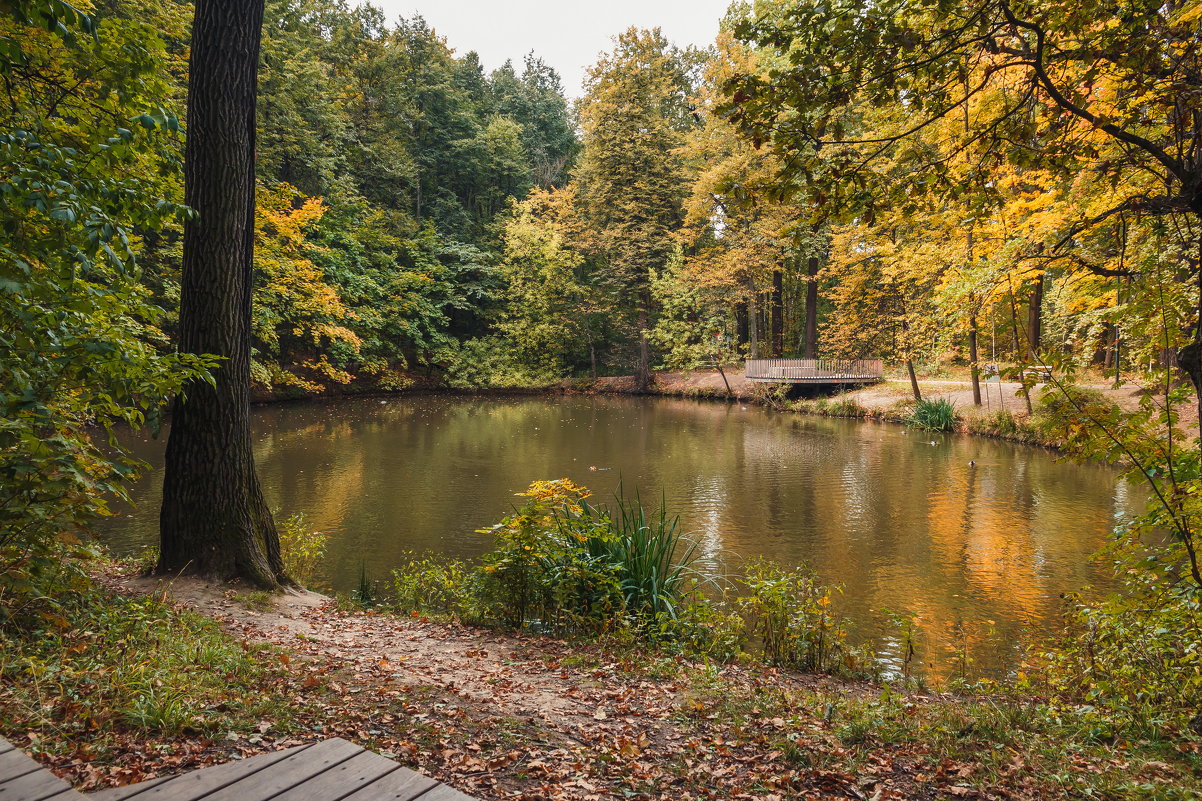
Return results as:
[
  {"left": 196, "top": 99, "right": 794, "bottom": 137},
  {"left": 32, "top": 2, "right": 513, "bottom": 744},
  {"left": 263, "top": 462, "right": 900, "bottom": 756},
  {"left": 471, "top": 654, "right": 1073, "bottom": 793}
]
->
[{"left": 98, "top": 394, "right": 1141, "bottom": 678}]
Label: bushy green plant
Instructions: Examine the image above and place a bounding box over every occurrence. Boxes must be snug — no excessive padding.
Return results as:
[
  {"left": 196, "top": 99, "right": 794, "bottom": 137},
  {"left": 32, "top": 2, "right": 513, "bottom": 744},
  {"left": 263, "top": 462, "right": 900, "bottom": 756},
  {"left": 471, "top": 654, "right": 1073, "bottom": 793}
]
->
[
  {"left": 1033, "top": 385, "right": 1121, "bottom": 450},
  {"left": 813, "top": 396, "right": 867, "bottom": 417},
  {"left": 974, "top": 409, "right": 1022, "bottom": 437},
  {"left": 277, "top": 513, "right": 329, "bottom": 590},
  {"left": 738, "top": 560, "right": 865, "bottom": 674},
  {"left": 474, "top": 480, "right": 708, "bottom": 636},
  {"left": 390, "top": 553, "right": 475, "bottom": 619},
  {"left": 654, "top": 590, "right": 747, "bottom": 662},
  {"left": 475, "top": 479, "right": 624, "bottom": 631},
  {"left": 908, "top": 397, "right": 957, "bottom": 432},
  {"left": 1035, "top": 570, "right": 1202, "bottom": 735}
]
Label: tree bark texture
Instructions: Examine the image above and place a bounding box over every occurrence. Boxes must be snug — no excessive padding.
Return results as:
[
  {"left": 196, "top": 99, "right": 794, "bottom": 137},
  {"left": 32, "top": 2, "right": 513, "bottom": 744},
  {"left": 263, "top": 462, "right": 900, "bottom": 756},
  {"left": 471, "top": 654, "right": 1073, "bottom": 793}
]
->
[
  {"left": 1027, "top": 273, "right": 1044, "bottom": 359},
  {"left": 804, "top": 255, "right": 819, "bottom": 358},
  {"left": 735, "top": 301, "right": 749, "bottom": 351},
  {"left": 635, "top": 289, "right": 651, "bottom": 392},
  {"left": 771, "top": 268, "right": 784, "bottom": 356},
  {"left": 158, "top": 0, "right": 286, "bottom": 589},
  {"left": 968, "top": 315, "right": 982, "bottom": 406}
]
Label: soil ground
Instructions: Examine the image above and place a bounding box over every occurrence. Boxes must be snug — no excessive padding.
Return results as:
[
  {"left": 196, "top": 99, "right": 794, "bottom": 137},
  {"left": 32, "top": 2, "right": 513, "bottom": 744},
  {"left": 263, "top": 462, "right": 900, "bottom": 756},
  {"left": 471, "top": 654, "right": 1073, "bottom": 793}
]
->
[
  {"left": 585, "top": 369, "right": 1189, "bottom": 429},
  {"left": 57, "top": 571, "right": 1196, "bottom": 801}
]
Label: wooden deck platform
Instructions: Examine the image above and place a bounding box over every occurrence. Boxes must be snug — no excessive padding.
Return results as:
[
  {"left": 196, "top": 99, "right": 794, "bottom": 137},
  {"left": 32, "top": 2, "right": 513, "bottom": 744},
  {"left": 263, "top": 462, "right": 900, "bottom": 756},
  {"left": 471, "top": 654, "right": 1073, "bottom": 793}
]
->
[
  {"left": 745, "top": 358, "right": 883, "bottom": 385},
  {"left": 0, "top": 738, "right": 474, "bottom": 801}
]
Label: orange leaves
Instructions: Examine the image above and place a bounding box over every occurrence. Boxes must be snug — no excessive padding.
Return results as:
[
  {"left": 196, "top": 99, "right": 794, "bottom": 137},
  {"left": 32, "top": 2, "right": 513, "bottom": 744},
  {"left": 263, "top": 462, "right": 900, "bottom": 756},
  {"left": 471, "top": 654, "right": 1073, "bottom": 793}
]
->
[{"left": 252, "top": 183, "right": 360, "bottom": 390}]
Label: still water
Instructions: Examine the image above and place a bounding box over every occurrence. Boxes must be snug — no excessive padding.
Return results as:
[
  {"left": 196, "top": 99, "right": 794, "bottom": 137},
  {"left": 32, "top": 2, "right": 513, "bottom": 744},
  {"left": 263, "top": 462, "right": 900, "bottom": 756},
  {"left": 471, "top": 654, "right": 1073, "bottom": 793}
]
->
[{"left": 99, "top": 394, "right": 1139, "bottom": 677}]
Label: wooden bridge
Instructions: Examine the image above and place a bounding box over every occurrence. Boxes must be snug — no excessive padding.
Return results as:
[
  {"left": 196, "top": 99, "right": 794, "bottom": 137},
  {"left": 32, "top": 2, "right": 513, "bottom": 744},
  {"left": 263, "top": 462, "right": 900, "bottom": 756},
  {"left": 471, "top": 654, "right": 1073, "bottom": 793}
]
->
[
  {"left": 745, "top": 358, "right": 883, "bottom": 385},
  {"left": 0, "top": 737, "right": 473, "bottom": 801}
]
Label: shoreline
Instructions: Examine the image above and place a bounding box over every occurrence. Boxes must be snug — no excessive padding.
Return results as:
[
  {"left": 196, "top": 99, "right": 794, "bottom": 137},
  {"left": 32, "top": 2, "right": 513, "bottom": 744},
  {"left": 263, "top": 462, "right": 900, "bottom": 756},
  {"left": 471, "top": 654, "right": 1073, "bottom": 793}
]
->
[{"left": 242, "top": 368, "right": 1167, "bottom": 455}]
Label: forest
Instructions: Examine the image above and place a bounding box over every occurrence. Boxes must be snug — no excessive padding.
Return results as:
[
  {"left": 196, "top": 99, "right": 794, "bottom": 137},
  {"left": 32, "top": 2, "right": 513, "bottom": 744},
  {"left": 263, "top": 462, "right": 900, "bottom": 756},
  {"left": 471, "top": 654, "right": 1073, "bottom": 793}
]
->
[
  {"left": 5, "top": 0, "right": 1202, "bottom": 798},
  {"left": 10, "top": 0, "right": 1189, "bottom": 400}
]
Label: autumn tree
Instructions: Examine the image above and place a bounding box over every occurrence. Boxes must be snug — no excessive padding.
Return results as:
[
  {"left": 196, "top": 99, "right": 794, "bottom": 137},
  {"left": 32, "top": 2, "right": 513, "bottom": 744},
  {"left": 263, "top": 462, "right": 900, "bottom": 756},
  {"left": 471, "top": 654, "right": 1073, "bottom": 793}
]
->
[
  {"left": 725, "top": 0, "right": 1202, "bottom": 426},
  {"left": 158, "top": 0, "right": 288, "bottom": 588},
  {"left": 574, "top": 27, "right": 693, "bottom": 390}
]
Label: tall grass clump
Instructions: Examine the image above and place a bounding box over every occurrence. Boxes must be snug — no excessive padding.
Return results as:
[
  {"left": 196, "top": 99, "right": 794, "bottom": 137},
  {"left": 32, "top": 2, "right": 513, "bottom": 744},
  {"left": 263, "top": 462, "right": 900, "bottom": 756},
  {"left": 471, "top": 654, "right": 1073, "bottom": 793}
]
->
[
  {"left": 597, "top": 491, "right": 701, "bottom": 621},
  {"left": 908, "top": 397, "right": 957, "bottom": 432}
]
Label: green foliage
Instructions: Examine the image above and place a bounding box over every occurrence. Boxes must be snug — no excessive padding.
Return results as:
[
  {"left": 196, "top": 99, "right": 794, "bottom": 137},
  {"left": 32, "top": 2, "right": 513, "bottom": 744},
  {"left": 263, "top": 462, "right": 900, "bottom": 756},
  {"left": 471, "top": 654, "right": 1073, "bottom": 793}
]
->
[
  {"left": 390, "top": 553, "right": 475, "bottom": 619},
  {"left": 1032, "top": 385, "right": 1121, "bottom": 451},
  {"left": 738, "top": 560, "right": 865, "bottom": 674},
  {"left": 596, "top": 491, "right": 702, "bottom": 623},
  {"left": 1036, "top": 570, "right": 1202, "bottom": 736},
  {"left": 908, "top": 398, "right": 957, "bottom": 432},
  {"left": 475, "top": 479, "right": 625, "bottom": 631},
  {"left": 353, "top": 563, "right": 378, "bottom": 608},
  {"left": 655, "top": 591, "right": 747, "bottom": 662},
  {"left": 277, "top": 513, "right": 329, "bottom": 590},
  {"left": 0, "top": 9, "right": 212, "bottom": 599}
]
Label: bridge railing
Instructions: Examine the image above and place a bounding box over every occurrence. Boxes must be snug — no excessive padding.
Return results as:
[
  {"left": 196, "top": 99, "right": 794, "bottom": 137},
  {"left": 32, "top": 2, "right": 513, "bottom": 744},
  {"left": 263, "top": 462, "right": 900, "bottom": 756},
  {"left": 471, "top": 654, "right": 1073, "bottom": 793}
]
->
[{"left": 745, "top": 358, "right": 884, "bottom": 382}]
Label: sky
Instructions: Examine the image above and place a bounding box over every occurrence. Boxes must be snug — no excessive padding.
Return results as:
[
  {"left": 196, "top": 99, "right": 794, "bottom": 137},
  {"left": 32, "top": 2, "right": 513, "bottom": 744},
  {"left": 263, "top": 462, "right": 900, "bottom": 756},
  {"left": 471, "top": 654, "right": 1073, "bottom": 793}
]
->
[{"left": 370, "top": 0, "right": 734, "bottom": 98}]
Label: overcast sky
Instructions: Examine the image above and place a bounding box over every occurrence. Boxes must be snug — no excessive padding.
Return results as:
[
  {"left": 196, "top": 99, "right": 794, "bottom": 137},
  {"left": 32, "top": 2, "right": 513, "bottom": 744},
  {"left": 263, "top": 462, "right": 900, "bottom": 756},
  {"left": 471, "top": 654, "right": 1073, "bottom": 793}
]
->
[{"left": 369, "top": 0, "right": 734, "bottom": 98}]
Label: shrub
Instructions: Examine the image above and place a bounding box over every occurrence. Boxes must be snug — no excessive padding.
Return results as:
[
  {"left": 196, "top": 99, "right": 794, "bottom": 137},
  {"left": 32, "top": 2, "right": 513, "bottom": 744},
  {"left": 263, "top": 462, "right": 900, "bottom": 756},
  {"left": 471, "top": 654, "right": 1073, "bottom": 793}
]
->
[
  {"left": 277, "top": 513, "right": 329, "bottom": 590},
  {"left": 655, "top": 590, "right": 747, "bottom": 662},
  {"left": 1035, "top": 571, "right": 1202, "bottom": 735},
  {"left": 475, "top": 479, "right": 624, "bottom": 631},
  {"left": 1032, "top": 385, "right": 1121, "bottom": 450},
  {"left": 738, "top": 559, "right": 864, "bottom": 674},
  {"left": 908, "top": 397, "right": 957, "bottom": 432},
  {"left": 390, "top": 553, "right": 475, "bottom": 619},
  {"left": 473, "top": 480, "right": 708, "bottom": 636}
]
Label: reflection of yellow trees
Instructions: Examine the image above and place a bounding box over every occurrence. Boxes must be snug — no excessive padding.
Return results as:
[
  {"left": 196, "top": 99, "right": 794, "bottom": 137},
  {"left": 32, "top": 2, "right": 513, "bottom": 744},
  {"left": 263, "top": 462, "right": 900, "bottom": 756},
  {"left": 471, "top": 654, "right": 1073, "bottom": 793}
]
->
[{"left": 107, "top": 396, "right": 1128, "bottom": 675}]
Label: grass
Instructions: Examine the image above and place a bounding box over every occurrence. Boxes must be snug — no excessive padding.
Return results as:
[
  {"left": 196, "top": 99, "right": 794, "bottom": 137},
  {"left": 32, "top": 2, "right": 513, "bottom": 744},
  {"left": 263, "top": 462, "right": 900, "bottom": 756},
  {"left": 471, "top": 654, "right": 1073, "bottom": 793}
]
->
[
  {"left": 669, "top": 662, "right": 1202, "bottom": 800},
  {"left": 0, "top": 582, "right": 304, "bottom": 758}
]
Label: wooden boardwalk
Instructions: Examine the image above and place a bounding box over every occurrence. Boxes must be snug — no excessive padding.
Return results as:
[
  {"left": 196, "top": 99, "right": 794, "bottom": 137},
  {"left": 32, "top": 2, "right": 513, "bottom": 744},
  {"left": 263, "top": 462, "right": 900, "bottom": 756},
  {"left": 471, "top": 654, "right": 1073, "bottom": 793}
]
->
[
  {"left": 745, "top": 357, "right": 883, "bottom": 385},
  {"left": 0, "top": 738, "right": 474, "bottom": 801}
]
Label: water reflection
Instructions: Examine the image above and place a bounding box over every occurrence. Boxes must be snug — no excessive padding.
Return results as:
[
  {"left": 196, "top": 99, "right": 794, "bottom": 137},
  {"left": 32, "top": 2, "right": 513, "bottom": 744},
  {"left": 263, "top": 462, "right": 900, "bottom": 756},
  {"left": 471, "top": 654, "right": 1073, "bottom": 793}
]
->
[{"left": 99, "top": 394, "right": 1136, "bottom": 677}]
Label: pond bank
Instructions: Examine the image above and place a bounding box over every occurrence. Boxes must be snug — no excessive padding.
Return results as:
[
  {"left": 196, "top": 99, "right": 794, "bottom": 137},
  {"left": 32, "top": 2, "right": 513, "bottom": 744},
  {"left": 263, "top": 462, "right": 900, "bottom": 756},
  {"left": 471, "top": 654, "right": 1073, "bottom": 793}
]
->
[
  {"left": 7, "top": 566, "right": 1193, "bottom": 801},
  {"left": 572, "top": 369, "right": 1161, "bottom": 451}
]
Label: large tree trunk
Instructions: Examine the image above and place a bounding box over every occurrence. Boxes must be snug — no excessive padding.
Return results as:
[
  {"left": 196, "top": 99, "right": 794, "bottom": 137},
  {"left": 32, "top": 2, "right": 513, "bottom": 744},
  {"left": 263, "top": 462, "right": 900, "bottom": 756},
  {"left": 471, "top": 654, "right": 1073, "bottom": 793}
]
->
[
  {"left": 635, "top": 288, "right": 651, "bottom": 392},
  {"left": 804, "top": 255, "right": 819, "bottom": 358},
  {"left": 158, "top": 0, "right": 286, "bottom": 589},
  {"left": 735, "top": 300, "right": 749, "bottom": 352},
  {"left": 771, "top": 268, "right": 784, "bottom": 356},
  {"left": 968, "top": 312, "right": 982, "bottom": 407},
  {"left": 1027, "top": 273, "right": 1044, "bottom": 359}
]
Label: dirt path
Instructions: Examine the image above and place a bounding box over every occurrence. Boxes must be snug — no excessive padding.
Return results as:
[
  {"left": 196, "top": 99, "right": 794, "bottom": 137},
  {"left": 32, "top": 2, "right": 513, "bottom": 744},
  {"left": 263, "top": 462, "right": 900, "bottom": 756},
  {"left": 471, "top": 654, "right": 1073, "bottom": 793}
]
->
[
  {"left": 586, "top": 370, "right": 1187, "bottom": 429},
  {"left": 96, "top": 574, "right": 950, "bottom": 801}
]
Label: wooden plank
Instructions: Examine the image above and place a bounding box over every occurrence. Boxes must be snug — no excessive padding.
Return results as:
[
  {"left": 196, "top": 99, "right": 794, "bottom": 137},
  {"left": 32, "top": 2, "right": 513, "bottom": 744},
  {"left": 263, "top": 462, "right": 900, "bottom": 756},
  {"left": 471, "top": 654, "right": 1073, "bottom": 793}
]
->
[
  {"left": 337, "top": 767, "right": 437, "bottom": 801},
  {"left": 0, "top": 741, "right": 15, "bottom": 757},
  {"left": 147, "top": 739, "right": 362, "bottom": 801},
  {"left": 409, "top": 783, "right": 476, "bottom": 801},
  {"left": 0, "top": 747, "right": 43, "bottom": 784},
  {"left": 0, "top": 763, "right": 77, "bottom": 801},
  {"left": 269, "top": 750, "right": 402, "bottom": 801},
  {"left": 102, "top": 744, "right": 312, "bottom": 801}
]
